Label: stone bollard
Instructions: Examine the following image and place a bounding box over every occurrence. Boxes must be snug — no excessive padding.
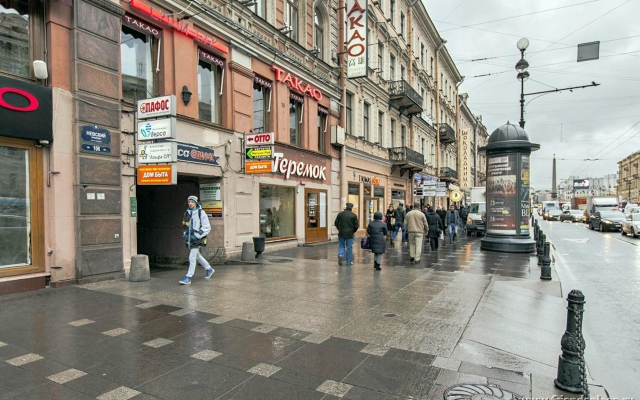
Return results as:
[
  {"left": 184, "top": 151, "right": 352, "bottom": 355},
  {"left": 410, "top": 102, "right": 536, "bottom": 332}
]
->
[
  {"left": 537, "top": 232, "right": 545, "bottom": 265},
  {"left": 540, "top": 242, "right": 552, "bottom": 280},
  {"left": 555, "top": 290, "right": 589, "bottom": 397},
  {"left": 241, "top": 242, "right": 254, "bottom": 261},
  {"left": 129, "top": 254, "right": 150, "bottom": 282}
]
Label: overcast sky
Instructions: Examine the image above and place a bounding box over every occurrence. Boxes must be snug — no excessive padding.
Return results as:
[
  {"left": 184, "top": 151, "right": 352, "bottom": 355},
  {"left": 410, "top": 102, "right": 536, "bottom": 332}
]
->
[{"left": 422, "top": 0, "right": 640, "bottom": 190}]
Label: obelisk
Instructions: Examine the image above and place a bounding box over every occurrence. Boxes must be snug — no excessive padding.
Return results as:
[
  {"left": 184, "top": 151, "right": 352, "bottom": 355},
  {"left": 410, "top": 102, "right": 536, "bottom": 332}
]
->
[{"left": 551, "top": 154, "right": 557, "bottom": 199}]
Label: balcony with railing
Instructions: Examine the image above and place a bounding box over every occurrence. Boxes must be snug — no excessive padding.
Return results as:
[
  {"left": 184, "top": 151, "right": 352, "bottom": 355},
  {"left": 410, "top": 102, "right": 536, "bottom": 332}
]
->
[
  {"left": 439, "top": 167, "right": 458, "bottom": 181},
  {"left": 439, "top": 123, "right": 456, "bottom": 143},
  {"left": 389, "top": 146, "right": 425, "bottom": 177},
  {"left": 389, "top": 80, "right": 423, "bottom": 116}
]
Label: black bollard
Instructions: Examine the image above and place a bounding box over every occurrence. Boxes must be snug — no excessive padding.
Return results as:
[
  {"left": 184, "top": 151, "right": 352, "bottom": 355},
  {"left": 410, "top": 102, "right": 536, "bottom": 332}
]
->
[
  {"left": 541, "top": 242, "right": 552, "bottom": 280},
  {"left": 537, "top": 232, "right": 545, "bottom": 265},
  {"left": 534, "top": 225, "right": 539, "bottom": 243},
  {"left": 555, "top": 290, "right": 589, "bottom": 396}
]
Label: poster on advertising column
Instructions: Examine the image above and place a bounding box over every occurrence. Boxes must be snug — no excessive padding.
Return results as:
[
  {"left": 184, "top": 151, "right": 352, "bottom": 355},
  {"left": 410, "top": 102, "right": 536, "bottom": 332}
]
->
[
  {"left": 487, "top": 155, "right": 517, "bottom": 234},
  {"left": 520, "top": 155, "right": 530, "bottom": 234}
]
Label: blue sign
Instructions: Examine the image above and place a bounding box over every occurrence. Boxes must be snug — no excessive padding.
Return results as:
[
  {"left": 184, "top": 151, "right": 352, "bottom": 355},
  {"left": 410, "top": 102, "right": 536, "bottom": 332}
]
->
[
  {"left": 175, "top": 142, "right": 220, "bottom": 166},
  {"left": 81, "top": 125, "right": 110, "bottom": 145},
  {"left": 81, "top": 144, "right": 110, "bottom": 153}
]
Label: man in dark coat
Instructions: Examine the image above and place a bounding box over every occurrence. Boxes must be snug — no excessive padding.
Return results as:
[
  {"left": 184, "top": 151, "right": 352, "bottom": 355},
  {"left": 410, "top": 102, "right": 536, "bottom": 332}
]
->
[
  {"left": 367, "top": 211, "right": 387, "bottom": 270},
  {"left": 335, "top": 202, "right": 359, "bottom": 266},
  {"left": 391, "top": 203, "right": 406, "bottom": 245},
  {"left": 426, "top": 207, "right": 443, "bottom": 250},
  {"left": 436, "top": 206, "right": 446, "bottom": 228}
]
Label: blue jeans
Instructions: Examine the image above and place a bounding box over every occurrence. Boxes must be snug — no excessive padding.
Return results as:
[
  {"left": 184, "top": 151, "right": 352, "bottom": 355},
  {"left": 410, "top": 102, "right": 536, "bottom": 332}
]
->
[
  {"left": 391, "top": 222, "right": 405, "bottom": 240},
  {"left": 338, "top": 237, "right": 354, "bottom": 264},
  {"left": 187, "top": 248, "right": 212, "bottom": 277},
  {"left": 448, "top": 223, "right": 458, "bottom": 242}
]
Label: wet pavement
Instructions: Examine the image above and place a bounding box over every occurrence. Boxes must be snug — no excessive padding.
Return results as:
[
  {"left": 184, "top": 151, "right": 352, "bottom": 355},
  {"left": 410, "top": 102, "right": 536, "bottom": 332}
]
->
[
  {"left": 538, "top": 216, "right": 640, "bottom": 397},
  {"left": 0, "top": 233, "right": 607, "bottom": 399}
]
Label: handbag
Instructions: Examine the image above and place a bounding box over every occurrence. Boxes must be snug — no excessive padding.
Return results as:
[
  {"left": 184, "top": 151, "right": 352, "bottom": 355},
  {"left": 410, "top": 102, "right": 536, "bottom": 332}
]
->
[
  {"left": 439, "top": 231, "right": 444, "bottom": 241},
  {"left": 360, "top": 237, "right": 371, "bottom": 250}
]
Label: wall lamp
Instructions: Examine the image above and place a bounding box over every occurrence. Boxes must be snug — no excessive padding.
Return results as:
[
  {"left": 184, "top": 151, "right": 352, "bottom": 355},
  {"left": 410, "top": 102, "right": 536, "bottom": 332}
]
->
[
  {"left": 278, "top": 25, "right": 292, "bottom": 34},
  {"left": 181, "top": 85, "right": 192, "bottom": 106},
  {"left": 240, "top": 0, "right": 256, "bottom": 6}
]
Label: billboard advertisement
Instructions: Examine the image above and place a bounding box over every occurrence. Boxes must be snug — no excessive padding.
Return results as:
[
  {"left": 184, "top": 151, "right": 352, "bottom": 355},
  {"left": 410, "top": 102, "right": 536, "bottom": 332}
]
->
[
  {"left": 486, "top": 155, "right": 517, "bottom": 234},
  {"left": 573, "top": 179, "right": 590, "bottom": 189}
]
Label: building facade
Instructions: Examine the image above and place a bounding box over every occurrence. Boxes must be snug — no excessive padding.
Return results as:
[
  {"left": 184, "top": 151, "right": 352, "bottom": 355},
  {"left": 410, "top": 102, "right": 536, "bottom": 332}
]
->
[{"left": 618, "top": 151, "right": 640, "bottom": 202}]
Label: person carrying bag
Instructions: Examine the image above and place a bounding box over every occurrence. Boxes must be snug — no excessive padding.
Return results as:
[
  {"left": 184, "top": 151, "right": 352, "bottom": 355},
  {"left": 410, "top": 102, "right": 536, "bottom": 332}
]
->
[{"left": 179, "top": 196, "right": 214, "bottom": 285}]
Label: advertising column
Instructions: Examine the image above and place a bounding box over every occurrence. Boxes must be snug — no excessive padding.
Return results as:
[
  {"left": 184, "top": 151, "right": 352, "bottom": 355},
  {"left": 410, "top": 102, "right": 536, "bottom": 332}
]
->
[{"left": 486, "top": 155, "right": 518, "bottom": 235}]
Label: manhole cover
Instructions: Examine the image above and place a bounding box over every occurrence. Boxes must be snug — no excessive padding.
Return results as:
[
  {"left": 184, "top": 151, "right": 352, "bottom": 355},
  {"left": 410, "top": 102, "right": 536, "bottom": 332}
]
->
[
  {"left": 444, "top": 384, "right": 524, "bottom": 400},
  {"left": 268, "top": 259, "right": 293, "bottom": 263},
  {"left": 383, "top": 313, "right": 396, "bottom": 317}
]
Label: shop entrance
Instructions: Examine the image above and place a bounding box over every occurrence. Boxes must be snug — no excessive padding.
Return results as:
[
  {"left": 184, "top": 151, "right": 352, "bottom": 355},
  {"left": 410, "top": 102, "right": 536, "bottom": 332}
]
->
[
  {"left": 364, "top": 186, "right": 385, "bottom": 227},
  {"left": 304, "top": 189, "right": 328, "bottom": 244}
]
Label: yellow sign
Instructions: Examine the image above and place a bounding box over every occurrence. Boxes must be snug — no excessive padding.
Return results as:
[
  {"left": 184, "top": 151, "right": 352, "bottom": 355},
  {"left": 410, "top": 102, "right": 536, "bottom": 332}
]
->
[{"left": 449, "top": 189, "right": 463, "bottom": 202}]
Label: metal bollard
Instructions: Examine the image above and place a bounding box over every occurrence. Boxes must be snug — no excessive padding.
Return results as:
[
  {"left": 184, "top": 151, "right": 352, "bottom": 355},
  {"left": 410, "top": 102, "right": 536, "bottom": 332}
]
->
[
  {"left": 540, "top": 242, "right": 552, "bottom": 280},
  {"left": 555, "top": 290, "right": 589, "bottom": 397},
  {"left": 537, "top": 232, "right": 545, "bottom": 264},
  {"left": 534, "top": 225, "right": 539, "bottom": 243}
]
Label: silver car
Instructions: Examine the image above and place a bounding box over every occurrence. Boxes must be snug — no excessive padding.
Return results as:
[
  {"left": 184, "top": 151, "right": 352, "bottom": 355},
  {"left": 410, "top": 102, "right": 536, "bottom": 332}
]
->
[{"left": 622, "top": 213, "right": 640, "bottom": 237}]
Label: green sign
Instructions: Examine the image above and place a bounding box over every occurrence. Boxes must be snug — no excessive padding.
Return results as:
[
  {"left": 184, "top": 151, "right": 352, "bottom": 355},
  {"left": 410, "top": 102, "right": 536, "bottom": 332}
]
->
[
  {"left": 246, "top": 146, "right": 274, "bottom": 160},
  {"left": 130, "top": 197, "right": 137, "bottom": 217}
]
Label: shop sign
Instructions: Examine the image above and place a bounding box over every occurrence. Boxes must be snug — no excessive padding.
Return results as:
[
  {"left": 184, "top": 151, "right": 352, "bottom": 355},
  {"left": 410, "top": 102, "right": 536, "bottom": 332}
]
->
[
  {"left": 137, "top": 118, "right": 176, "bottom": 141},
  {"left": 272, "top": 66, "right": 323, "bottom": 101},
  {"left": 273, "top": 154, "right": 327, "bottom": 180},
  {"left": 246, "top": 146, "right": 274, "bottom": 160},
  {"left": 137, "top": 164, "right": 177, "bottom": 185},
  {"left": 130, "top": 197, "right": 137, "bottom": 217},
  {"left": 129, "top": 0, "right": 229, "bottom": 54},
  {"left": 436, "top": 182, "right": 447, "bottom": 187},
  {"left": 246, "top": 160, "right": 273, "bottom": 174},
  {"left": 393, "top": 183, "right": 404, "bottom": 188},
  {"left": 176, "top": 142, "right": 220, "bottom": 165},
  {"left": 200, "top": 183, "right": 221, "bottom": 202},
  {"left": 138, "top": 142, "right": 177, "bottom": 164},
  {"left": 0, "top": 75, "right": 52, "bottom": 142},
  {"left": 424, "top": 190, "right": 436, "bottom": 197},
  {"left": 203, "top": 200, "right": 223, "bottom": 219},
  {"left": 423, "top": 181, "right": 437, "bottom": 188},
  {"left": 436, "top": 188, "right": 447, "bottom": 197},
  {"left": 346, "top": 0, "right": 367, "bottom": 78},
  {"left": 137, "top": 95, "right": 176, "bottom": 120},
  {"left": 246, "top": 131, "right": 274, "bottom": 146},
  {"left": 122, "top": 13, "right": 161, "bottom": 38}
]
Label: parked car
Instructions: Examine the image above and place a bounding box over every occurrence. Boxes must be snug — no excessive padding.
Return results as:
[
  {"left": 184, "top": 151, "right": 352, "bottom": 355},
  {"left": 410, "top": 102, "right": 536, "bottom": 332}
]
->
[
  {"left": 546, "top": 209, "right": 562, "bottom": 221},
  {"left": 621, "top": 213, "right": 640, "bottom": 237},
  {"left": 560, "top": 209, "right": 584, "bottom": 222},
  {"left": 623, "top": 206, "right": 640, "bottom": 218},
  {"left": 589, "top": 211, "right": 625, "bottom": 232}
]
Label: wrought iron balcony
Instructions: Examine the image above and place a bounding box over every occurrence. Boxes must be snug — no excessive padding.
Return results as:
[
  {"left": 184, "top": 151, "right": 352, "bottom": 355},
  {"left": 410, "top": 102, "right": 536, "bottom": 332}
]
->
[
  {"left": 389, "top": 146, "right": 425, "bottom": 177},
  {"left": 439, "top": 167, "right": 458, "bottom": 181},
  {"left": 439, "top": 123, "right": 456, "bottom": 143},
  {"left": 389, "top": 80, "right": 423, "bottom": 116}
]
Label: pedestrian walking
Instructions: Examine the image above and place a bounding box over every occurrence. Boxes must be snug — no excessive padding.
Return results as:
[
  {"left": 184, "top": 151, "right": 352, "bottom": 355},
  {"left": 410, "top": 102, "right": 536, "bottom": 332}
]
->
[
  {"left": 426, "top": 207, "right": 443, "bottom": 250},
  {"left": 405, "top": 202, "right": 428, "bottom": 263},
  {"left": 445, "top": 204, "right": 461, "bottom": 244},
  {"left": 180, "top": 196, "right": 214, "bottom": 285},
  {"left": 366, "top": 211, "right": 387, "bottom": 270},
  {"left": 436, "top": 206, "right": 446, "bottom": 229},
  {"left": 390, "top": 203, "right": 407, "bottom": 245},
  {"left": 335, "top": 202, "right": 359, "bottom": 266},
  {"left": 385, "top": 204, "right": 395, "bottom": 242}
]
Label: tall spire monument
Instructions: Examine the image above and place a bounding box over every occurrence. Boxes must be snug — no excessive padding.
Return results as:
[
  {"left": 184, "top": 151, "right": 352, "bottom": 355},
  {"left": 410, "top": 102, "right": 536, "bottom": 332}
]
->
[{"left": 551, "top": 154, "right": 557, "bottom": 199}]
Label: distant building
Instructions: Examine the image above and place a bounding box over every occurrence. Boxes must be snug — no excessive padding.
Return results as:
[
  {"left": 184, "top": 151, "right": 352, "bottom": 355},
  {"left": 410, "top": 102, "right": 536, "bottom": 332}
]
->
[{"left": 618, "top": 151, "right": 640, "bottom": 202}]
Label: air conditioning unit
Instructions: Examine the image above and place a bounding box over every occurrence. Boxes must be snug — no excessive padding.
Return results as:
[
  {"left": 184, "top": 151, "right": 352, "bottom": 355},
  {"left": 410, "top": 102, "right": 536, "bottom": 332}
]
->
[{"left": 331, "top": 125, "right": 345, "bottom": 146}]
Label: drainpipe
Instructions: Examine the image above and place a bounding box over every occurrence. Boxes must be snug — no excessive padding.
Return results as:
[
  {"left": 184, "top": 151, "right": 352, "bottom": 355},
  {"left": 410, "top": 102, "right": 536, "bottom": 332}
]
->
[
  {"left": 435, "top": 39, "right": 446, "bottom": 207},
  {"left": 339, "top": 0, "right": 347, "bottom": 209}
]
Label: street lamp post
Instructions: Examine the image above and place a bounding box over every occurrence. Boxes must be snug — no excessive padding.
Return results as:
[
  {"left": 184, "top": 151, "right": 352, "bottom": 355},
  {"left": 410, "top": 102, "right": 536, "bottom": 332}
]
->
[{"left": 516, "top": 38, "right": 530, "bottom": 129}]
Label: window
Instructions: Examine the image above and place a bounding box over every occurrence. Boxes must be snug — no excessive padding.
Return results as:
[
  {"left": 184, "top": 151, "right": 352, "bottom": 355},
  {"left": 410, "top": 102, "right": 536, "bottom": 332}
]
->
[
  {"left": 250, "top": 0, "right": 266, "bottom": 18},
  {"left": 390, "top": 119, "right": 396, "bottom": 147},
  {"left": 390, "top": 0, "right": 395, "bottom": 26},
  {"left": 421, "top": 88, "right": 425, "bottom": 109},
  {"left": 401, "top": 65, "right": 405, "bottom": 81},
  {"left": 378, "top": 41, "right": 383, "bottom": 71},
  {"left": 260, "top": 185, "right": 295, "bottom": 239},
  {"left": 314, "top": 8, "right": 323, "bottom": 56},
  {"left": 0, "top": 0, "right": 34, "bottom": 78},
  {"left": 431, "top": 143, "right": 435, "bottom": 164},
  {"left": 318, "top": 107, "right": 328, "bottom": 153},
  {"left": 198, "top": 51, "right": 224, "bottom": 124},
  {"left": 401, "top": 125, "right": 406, "bottom": 147},
  {"left": 121, "top": 25, "right": 157, "bottom": 100},
  {"left": 0, "top": 145, "right": 30, "bottom": 268},
  {"left": 285, "top": 0, "right": 298, "bottom": 41},
  {"left": 289, "top": 94, "right": 303, "bottom": 146},
  {"left": 390, "top": 54, "right": 396, "bottom": 81},
  {"left": 430, "top": 57, "right": 434, "bottom": 75},
  {"left": 421, "top": 138, "right": 426, "bottom": 159},
  {"left": 378, "top": 111, "right": 384, "bottom": 145},
  {"left": 348, "top": 183, "right": 360, "bottom": 223},
  {"left": 346, "top": 92, "right": 353, "bottom": 135},
  {"left": 363, "top": 103, "right": 370, "bottom": 141},
  {"left": 400, "top": 12, "right": 405, "bottom": 38},
  {"left": 253, "top": 76, "right": 271, "bottom": 133},
  {"left": 421, "top": 43, "right": 425, "bottom": 66}
]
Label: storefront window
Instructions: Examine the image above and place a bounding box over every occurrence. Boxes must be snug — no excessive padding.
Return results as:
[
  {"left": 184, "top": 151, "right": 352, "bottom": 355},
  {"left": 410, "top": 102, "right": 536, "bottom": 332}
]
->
[
  {"left": 198, "top": 50, "right": 224, "bottom": 124},
  {"left": 0, "top": 145, "right": 30, "bottom": 268},
  {"left": 121, "top": 25, "right": 155, "bottom": 100},
  {"left": 0, "top": 0, "right": 30, "bottom": 77},
  {"left": 347, "top": 183, "right": 360, "bottom": 225},
  {"left": 392, "top": 189, "right": 405, "bottom": 209},
  {"left": 253, "top": 77, "right": 271, "bottom": 133},
  {"left": 260, "top": 185, "right": 295, "bottom": 238}
]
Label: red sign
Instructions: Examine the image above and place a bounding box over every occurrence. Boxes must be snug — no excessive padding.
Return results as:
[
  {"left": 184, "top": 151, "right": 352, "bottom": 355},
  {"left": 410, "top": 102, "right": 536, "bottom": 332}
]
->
[
  {"left": 272, "top": 66, "right": 322, "bottom": 101},
  {"left": 246, "top": 132, "right": 274, "bottom": 146},
  {"left": 129, "top": 0, "right": 228, "bottom": 54},
  {"left": 0, "top": 88, "right": 39, "bottom": 112}
]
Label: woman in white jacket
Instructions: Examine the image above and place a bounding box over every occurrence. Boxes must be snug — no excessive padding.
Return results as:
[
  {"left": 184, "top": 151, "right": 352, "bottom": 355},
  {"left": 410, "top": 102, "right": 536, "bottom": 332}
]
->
[{"left": 180, "top": 195, "right": 214, "bottom": 285}]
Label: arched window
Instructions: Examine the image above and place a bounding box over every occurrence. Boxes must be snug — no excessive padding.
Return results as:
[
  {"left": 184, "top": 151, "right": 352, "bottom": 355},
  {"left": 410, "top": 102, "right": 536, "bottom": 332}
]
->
[{"left": 314, "top": 8, "right": 324, "bottom": 57}]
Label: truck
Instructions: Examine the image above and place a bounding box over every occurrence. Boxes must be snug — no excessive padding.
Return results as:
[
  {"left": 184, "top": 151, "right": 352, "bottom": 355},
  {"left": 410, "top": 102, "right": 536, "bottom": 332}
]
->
[
  {"left": 466, "top": 187, "right": 486, "bottom": 236},
  {"left": 571, "top": 197, "right": 587, "bottom": 211},
  {"left": 584, "top": 196, "right": 618, "bottom": 223}
]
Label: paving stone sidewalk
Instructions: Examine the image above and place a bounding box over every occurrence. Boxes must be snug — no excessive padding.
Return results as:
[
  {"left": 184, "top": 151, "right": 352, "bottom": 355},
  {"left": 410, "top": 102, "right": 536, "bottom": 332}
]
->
[{"left": 0, "top": 235, "right": 606, "bottom": 399}]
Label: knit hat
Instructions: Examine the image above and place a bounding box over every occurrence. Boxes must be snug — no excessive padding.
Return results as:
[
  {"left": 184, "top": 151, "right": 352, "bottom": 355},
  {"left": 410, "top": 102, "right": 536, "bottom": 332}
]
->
[
  {"left": 187, "top": 195, "right": 198, "bottom": 203},
  {"left": 374, "top": 211, "right": 383, "bottom": 220}
]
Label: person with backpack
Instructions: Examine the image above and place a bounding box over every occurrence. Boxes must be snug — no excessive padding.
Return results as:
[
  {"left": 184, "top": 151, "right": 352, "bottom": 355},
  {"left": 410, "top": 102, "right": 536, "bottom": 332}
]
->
[{"left": 180, "top": 195, "right": 214, "bottom": 285}]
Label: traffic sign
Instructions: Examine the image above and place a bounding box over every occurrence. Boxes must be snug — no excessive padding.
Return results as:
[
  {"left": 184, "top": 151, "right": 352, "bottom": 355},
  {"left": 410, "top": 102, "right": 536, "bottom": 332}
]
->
[
  {"left": 245, "top": 160, "right": 273, "bottom": 174},
  {"left": 246, "top": 146, "right": 274, "bottom": 160},
  {"left": 246, "top": 132, "right": 274, "bottom": 146}
]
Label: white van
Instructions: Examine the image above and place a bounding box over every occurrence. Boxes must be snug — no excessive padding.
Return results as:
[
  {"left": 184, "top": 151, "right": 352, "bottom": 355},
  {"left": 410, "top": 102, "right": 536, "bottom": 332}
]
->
[{"left": 466, "top": 202, "right": 486, "bottom": 236}]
